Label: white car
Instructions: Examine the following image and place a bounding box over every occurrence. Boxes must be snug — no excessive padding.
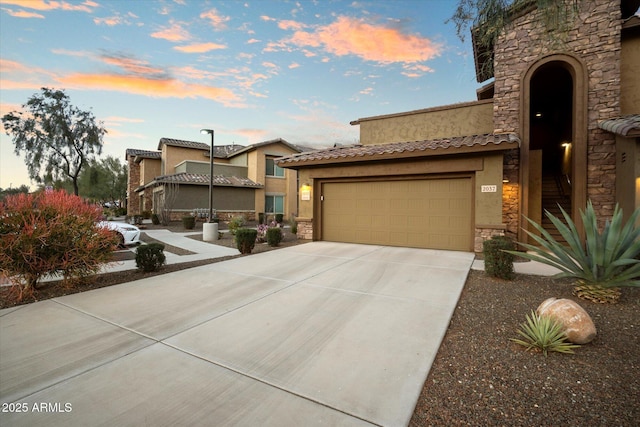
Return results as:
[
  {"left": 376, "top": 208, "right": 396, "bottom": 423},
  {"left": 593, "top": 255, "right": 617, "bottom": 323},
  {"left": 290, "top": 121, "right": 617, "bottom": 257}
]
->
[{"left": 98, "top": 221, "right": 141, "bottom": 247}]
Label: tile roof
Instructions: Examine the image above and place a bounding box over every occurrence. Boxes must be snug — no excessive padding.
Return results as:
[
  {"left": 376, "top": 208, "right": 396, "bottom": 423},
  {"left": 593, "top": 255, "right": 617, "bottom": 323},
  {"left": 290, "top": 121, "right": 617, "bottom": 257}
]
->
[
  {"left": 126, "top": 148, "right": 161, "bottom": 159},
  {"left": 276, "top": 133, "right": 520, "bottom": 167},
  {"left": 158, "top": 138, "right": 211, "bottom": 151},
  {"left": 598, "top": 115, "right": 640, "bottom": 137},
  {"left": 152, "top": 172, "right": 263, "bottom": 188}
]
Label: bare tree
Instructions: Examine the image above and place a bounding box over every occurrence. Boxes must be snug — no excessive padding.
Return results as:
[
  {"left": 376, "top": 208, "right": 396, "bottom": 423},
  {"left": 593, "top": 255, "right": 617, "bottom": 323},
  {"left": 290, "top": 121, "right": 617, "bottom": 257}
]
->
[{"left": 158, "top": 181, "right": 179, "bottom": 226}]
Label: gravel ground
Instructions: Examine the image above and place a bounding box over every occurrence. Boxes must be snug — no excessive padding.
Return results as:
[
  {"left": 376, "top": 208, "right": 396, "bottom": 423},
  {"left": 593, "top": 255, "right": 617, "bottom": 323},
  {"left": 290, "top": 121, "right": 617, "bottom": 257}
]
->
[
  {"left": 410, "top": 270, "right": 640, "bottom": 426},
  {"left": 2, "top": 220, "right": 638, "bottom": 425}
]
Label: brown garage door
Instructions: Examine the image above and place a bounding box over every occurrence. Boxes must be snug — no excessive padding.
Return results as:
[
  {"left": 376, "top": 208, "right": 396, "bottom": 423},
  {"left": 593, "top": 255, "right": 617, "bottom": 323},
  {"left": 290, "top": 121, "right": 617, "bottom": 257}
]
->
[{"left": 321, "top": 178, "right": 472, "bottom": 251}]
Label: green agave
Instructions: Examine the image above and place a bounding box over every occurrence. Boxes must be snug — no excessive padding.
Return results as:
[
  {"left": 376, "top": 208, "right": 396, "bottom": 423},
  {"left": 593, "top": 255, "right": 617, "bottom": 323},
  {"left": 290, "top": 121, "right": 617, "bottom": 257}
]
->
[
  {"left": 511, "top": 311, "right": 580, "bottom": 356},
  {"left": 508, "top": 201, "right": 640, "bottom": 289}
]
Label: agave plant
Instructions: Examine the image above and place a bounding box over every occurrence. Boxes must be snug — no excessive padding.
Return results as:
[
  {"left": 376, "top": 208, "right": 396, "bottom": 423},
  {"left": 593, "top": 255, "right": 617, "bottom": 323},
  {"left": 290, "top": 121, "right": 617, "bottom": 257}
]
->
[
  {"left": 511, "top": 311, "right": 580, "bottom": 356},
  {"left": 508, "top": 201, "right": 640, "bottom": 303}
]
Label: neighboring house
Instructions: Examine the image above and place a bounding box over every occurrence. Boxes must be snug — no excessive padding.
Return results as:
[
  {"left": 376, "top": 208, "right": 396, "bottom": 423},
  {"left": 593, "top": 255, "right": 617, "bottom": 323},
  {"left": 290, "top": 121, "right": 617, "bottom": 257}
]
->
[
  {"left": 126, "top": 138, "right": 307, "bottom": 221},
  {"left": 277, "top": 0, "right": 640, "bottom": 252}
]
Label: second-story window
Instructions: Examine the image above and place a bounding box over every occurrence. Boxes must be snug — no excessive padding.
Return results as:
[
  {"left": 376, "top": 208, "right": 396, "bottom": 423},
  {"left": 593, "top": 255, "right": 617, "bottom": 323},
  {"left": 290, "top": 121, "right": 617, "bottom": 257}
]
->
[{"left": 266, "top": 158, "right": 285, "bottom": 177}]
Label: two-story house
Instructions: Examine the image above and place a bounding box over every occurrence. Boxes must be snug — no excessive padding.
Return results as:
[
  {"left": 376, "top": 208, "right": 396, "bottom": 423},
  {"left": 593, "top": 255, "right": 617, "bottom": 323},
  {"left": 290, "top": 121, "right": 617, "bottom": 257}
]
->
[
  {"left": 277, "top": 0, "right": 639, "bottom": 252},
  {"left": 126, "top": 138, "right": 308, "bottom": 222}
]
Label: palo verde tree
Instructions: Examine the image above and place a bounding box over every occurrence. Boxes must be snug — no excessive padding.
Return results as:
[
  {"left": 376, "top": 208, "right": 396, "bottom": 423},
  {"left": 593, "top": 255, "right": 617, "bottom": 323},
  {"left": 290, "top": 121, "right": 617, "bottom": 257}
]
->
[{"left": 2, "top": 87, "right": 106, "bottom": 195}]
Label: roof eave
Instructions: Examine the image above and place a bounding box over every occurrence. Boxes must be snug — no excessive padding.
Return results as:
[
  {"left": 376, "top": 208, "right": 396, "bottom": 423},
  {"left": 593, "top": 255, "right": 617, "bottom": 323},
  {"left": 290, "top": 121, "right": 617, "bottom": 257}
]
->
[{"left": 277, "top": 139, "right": 519, "bottom": 169}]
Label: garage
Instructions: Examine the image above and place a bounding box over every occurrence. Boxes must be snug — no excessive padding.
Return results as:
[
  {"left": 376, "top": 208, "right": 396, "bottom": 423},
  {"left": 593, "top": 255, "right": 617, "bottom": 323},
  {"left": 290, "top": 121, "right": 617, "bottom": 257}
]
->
[{"left": 321, "top": 177, "right": 473, "bottom": 251}]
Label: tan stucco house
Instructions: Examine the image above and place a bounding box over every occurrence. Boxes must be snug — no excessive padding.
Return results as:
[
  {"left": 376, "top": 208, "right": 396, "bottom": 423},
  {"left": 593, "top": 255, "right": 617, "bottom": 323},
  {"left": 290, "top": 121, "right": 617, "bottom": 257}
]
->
[
  {"left": 126, "top": 138, "right": 307, "bottom": 221},
  {"left": 277, "top": 0, "right": 640, "bottom": 252}
]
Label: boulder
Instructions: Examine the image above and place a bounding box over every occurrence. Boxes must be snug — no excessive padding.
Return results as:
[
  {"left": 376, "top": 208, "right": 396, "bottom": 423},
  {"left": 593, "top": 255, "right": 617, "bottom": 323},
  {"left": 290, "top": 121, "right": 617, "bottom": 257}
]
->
[{"left": 536, "top": 298, "right": 597, "bottom": 344}]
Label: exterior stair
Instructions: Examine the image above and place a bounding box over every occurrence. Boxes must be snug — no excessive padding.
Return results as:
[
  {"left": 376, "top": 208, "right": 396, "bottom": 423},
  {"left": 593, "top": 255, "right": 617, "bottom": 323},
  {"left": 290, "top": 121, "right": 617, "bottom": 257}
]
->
[{"left": 541, "top": 173, "right": 571, "bottom": 243}]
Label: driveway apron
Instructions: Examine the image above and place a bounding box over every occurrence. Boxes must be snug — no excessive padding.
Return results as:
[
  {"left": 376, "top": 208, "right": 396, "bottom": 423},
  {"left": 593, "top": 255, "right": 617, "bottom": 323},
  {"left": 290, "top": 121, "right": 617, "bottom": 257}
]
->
[{"left": 0, "top": 242, "right": 474, "bottom": 426}]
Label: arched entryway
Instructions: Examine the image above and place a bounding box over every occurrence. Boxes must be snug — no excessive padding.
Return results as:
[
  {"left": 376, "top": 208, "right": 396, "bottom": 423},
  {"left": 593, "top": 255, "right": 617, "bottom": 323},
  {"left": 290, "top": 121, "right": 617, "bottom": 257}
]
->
[{"left": 520, "top": 54, "right": 587, "bottom": 243}]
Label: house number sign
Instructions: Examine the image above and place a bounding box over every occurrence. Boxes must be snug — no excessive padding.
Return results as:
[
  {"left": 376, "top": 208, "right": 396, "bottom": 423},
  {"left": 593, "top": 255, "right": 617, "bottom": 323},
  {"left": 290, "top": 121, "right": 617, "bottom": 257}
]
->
[{"left": 481, "top": 185, "right": 497, "bottom": 193}]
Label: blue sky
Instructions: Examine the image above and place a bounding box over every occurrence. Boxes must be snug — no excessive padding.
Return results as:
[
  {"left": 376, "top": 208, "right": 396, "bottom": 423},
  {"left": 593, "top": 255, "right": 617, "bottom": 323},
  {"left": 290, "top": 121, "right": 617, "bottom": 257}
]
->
[{"left": 0, "top": 0, "right": 483, "bottom": 190}]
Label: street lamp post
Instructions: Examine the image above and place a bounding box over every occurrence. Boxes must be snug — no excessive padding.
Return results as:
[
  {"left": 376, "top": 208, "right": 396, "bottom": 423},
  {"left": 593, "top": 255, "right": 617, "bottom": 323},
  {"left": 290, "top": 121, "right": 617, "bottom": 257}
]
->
[{"left": 200, "top": 129, "right": 218, "bottom": 241}]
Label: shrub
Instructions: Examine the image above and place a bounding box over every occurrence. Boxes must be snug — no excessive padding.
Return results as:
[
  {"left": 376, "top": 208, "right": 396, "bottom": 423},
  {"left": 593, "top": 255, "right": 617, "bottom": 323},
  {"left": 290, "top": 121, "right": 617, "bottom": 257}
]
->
[
  {"left": 182, "top": 215, "right": 195, "bottom": 230},
  {"left": 510, "top": 311, "right": 580, "bottom": 356},
  {"left": 508, "top": 201, "right": 640, "bottom": 303},
  {"left": 228, "top": 216, "right": 245, "bottom": 235},
  {"left": 289, "top": 214, "right": 297, "bottom": 235},
  {"left": 135, "top": 243, "right": 166, "bottom": 272},
  {"left": 275, "top": 213, "right": 284, "bottom": 224},
  {"left": 142, "top": 210, "right": 152, "bottom": 219},
  {"left": 266, "top": 227, "right": 283, "bottom": 247},
  {"left": 235, "top": 228, "right": 257, "bottom": 254},
  {"left": 483, "top": 235, "right": 515, "bottom": 280},
  {"left": 0, "top": 190, "right": 118, "bottom": 299},
  {"left": 151, "top": 213, "right": 160, "bottom": 225}
]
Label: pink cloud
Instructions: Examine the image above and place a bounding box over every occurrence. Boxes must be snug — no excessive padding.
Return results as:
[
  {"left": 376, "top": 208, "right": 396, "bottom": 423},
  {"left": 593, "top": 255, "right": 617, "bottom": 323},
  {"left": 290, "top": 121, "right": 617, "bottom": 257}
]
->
[
  {"left": 283, "top": 16, "right": 441, "bottom": 64},
  {"left": 1, "top": 0, "right": 98, "bottom": 13},
  {"left": 100, "top": 55, "right": 166, "bottom": 77},
  {"left": 174, "top": 42, "right": 227, "bottom": 53},
  {"left": 278, "top": 20, "right": 305, "bottom": 31},
  {"left": 2, "top": 8, "right": 45, "bottom": 18},
  {"left": 58, "top": 73, "right": 243, "bottom": 107},
  {"left": 151, "top": 21, "right": 191, "bottom": 42},
  {"left": 200, "top": 8, "right": 230, "bottom": 30}
]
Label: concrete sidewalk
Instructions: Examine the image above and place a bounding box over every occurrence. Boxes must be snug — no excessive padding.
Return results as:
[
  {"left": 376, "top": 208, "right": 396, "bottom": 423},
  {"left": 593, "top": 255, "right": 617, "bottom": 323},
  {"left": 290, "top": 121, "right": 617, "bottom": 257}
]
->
[{"left": 0, "top": 242, "right": 474, "bottom": 426}]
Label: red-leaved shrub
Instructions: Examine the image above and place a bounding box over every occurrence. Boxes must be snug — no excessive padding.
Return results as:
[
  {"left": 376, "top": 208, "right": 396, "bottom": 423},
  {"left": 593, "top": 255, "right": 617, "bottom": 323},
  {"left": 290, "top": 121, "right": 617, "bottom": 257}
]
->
[{"left": 0, "top": 190, "right": 118, "bottom": 300}]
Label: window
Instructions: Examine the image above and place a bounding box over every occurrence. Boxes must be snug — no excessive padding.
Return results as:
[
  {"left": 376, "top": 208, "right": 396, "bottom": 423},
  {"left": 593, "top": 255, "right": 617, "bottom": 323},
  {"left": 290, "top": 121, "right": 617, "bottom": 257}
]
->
[
  {"left": 265, "top": 195, "right": 284, "bottom": 214},
  {"left": 266, "top": 158, "right": 285, "bottom": 177}
]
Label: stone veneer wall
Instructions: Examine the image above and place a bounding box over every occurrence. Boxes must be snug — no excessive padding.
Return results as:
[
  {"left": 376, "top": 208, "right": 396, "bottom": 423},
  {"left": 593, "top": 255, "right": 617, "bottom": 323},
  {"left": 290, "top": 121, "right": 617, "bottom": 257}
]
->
[
  {"left": 127, "top": 156, "right": 141, "bottom": 216},
  {"left": 295, "top": 218, "right": 313, "bottom": 240},
  {"left": 493, "top": 0, "right": 621, "bottom": 225},
  {"left": 502, "top": 149, "right": 521, "bottom": 236},
  {"left": 474, "top": 227, "right": 506, "bottom": 252}
]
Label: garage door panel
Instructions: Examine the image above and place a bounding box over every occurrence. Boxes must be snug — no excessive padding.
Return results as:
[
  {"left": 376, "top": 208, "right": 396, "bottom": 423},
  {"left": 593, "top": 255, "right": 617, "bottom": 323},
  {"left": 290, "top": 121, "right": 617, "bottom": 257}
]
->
[{"left": 322, "top": 178, "right": 472, "bottom": 251}]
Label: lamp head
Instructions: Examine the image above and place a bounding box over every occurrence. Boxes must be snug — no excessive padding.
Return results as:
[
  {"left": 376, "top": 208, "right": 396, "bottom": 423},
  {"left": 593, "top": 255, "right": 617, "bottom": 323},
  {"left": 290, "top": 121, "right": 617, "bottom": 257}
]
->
[{"left": 200, "top": 129, "right": 213, "bottom": 135}]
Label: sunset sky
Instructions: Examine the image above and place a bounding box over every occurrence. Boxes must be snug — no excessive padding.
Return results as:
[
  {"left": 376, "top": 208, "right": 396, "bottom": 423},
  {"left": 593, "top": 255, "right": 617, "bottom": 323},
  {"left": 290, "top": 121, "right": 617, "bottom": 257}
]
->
[{"left": 0, "top": 0, "right": 483, "bottom": 190}]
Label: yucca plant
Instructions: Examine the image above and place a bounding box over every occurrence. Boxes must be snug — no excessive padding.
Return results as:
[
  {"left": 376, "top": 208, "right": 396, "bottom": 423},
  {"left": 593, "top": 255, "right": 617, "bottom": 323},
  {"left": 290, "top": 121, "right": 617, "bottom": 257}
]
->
[
  {"left": 508, "top": 201, "right": 640, "bottom": 303},
  {"left": 511, "top": 311, "right": 580, "bottom": 356}
]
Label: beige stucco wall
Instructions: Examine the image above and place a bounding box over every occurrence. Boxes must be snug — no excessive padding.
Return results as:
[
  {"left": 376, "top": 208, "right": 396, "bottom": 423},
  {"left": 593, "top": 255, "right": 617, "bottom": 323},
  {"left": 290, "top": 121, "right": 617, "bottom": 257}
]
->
[
  {"left": 162, "top": 145, "right": 207, "bottom": 175},
  {"left": 621, "top": 32, "right": 640, "bottom": 114},
  {"left": 175, "top": 160, "right": 248, "bottom": 177},
  {"left": 356, "top": 100, "right": 494, "bottom": 146},
  {"left": 140, "top": 159, "right": 161, "bottom": 185},
  {"left": 615, "top": 135, "right": 640, "bottom": 223},
  {"left": 242, "top": 143, "right": 299, "bottom": 219},
  {"left": 295, "top": 153, "right": 505, "bottom": 228},
  {"left": 474, "top": 154, "right": 504, "bottom": 225}
]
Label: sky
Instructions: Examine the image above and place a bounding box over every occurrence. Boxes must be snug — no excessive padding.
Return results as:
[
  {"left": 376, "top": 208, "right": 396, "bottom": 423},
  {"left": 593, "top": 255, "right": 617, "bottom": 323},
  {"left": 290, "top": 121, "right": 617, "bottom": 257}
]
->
[{"left": 0, "top": 0, "right": 484, "bottom": 191}]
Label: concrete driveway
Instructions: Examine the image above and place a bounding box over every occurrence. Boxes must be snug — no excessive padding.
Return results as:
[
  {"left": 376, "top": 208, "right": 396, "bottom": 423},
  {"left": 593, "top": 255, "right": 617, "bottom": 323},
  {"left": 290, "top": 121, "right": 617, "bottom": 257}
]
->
[{"left": 0, "top": 242, "right": 474, "bottom": 426}]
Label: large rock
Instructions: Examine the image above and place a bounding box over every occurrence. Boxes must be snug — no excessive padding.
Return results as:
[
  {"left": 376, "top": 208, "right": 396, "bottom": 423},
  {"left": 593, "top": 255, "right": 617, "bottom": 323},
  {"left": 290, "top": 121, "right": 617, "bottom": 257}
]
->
[{"left": 536, "top": 298, "right": 597, "bottom": 344}]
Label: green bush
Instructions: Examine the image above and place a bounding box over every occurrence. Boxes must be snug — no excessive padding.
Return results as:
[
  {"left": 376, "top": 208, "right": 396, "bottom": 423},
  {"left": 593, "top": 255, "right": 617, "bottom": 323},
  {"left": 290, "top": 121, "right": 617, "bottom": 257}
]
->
[
  {"left": 135, "top": 243, "right": 166, "bottom": 272},
  {"left": 483, "top": 236, "right": 515, "bottom": 279},
  {"left": 511, "top": 311, "right": 580, "bottom": 356},
  {"left": 228, "top": 216, "right": 245, "bottom": 235},
  {"left": 275, "top": 213, "right": 284, "bottom": 223},
  {"left": 151, "top": 213, "right": 160, "bottom": 225},
  {"left": 235, "top": 228, "right": 257, "bottom": 254},
  {"left": 182, "top": 215, "right": 195, "bottom": 230},
  {"left": 142, "top": 210, "right": 152, "bottom": 219},
  {"left": 266, "top": 227, "right": 283, "bottom": 247}
]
